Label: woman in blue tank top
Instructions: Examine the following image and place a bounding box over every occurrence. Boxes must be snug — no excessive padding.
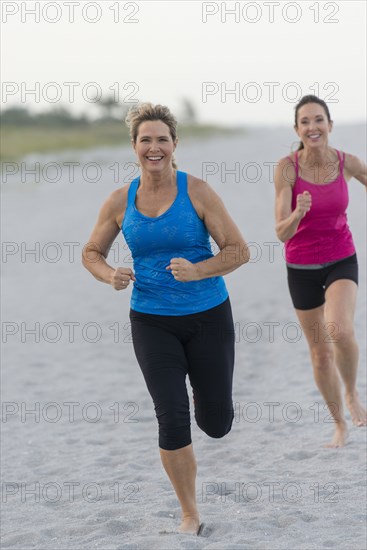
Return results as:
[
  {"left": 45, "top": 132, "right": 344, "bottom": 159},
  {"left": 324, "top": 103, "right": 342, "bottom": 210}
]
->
[{"left": 82, "top": 103, "right": 249, "bottom": 535}]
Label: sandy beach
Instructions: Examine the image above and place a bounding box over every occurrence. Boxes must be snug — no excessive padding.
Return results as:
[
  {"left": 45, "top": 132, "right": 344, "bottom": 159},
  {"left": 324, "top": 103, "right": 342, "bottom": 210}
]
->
[{"left": 1, "top": 125, "right": 366, "bottom": 549}]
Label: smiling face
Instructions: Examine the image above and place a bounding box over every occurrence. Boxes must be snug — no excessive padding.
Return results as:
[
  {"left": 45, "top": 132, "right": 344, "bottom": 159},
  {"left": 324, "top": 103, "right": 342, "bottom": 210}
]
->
[
  {"left": 295, "top": 103, "right": 333, "bottom": 149},
  {"left": 133, "top": 120, "right": 177, "bottom": 172}
]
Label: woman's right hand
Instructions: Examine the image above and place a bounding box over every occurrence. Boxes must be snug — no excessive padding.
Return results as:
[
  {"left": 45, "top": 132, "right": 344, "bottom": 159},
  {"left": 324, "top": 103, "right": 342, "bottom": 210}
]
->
[
  {"left": 295, "top": 191, "right": 312, "bottom": 219},
  {"left": 110, "top": 267, "right": 136, "bottom": 290}
]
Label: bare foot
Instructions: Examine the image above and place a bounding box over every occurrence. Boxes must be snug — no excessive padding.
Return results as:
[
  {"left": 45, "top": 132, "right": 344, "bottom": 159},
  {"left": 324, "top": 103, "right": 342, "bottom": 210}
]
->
[
  {"left": 324, "top": 420, "right": 348, "bottom": 448},
  {"left": 178, "top": 514, "right": 201, "bottom": 535},
  {"left": 345, "top": 393, "right": 367, "bottom": 426}
]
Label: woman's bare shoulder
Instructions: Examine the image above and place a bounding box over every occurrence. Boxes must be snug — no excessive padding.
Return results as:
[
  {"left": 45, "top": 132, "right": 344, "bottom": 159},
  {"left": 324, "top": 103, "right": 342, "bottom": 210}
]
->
[
  {"left": 187, "top": 172, "right": 216, "bottom": 198},
  {"left": 104, "top": 182, "right": 131, "bottom": 228},
  {"left": 186, "top": 173, "right": 217, "bottom": 220},
  {"left": 278, "top": 153, "right": 296, "bottom": 166}
]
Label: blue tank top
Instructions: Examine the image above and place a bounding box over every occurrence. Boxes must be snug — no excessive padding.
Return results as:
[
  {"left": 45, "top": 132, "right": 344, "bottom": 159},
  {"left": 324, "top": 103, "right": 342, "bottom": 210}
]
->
[{"left": 121, "top": 170, "right": 228, "bottom": 315}]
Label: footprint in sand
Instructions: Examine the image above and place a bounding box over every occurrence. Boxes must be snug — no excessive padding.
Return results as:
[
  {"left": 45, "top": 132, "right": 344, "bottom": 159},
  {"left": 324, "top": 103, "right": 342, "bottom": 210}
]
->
[
  {"left": 1, "top": 533, "right": 38, "bottom": 547},
  {"left": 277, "top": 515, "right": 298, "bottom": 528},
  {"left": 284, "top": 450, "right": 317, "bottom": 460},
  {"left": 96, "top": 509, "right": 125, "bottom": 520},
  {"left": 116, "top": 544, "right": 139, "bottom": 550},
  {"left": 93, "top": 457, "right": 112, "bottom": 466},
  {"left": 299, "top": 513, "right": 318, "bottom": 523},
  {"left": 153, "top": 510, "right": 176, "bottom": 518},
  {"left": 105, "top": 519, "right": 132, "bottom": 535},
  {"left": 263, "top": 424, "right": 278, "bottom": 432},
  {"left": 65, "top": 438, "right": 79, "bottom": 444},
  {"left": 85, "top": 439, "right": 105, "bottom": 446}
]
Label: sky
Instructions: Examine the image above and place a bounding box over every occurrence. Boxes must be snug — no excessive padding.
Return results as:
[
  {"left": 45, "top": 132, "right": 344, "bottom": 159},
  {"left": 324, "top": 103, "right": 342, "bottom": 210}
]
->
[{"left": 1, "top": 0, "right": 366, "bottom": 125}]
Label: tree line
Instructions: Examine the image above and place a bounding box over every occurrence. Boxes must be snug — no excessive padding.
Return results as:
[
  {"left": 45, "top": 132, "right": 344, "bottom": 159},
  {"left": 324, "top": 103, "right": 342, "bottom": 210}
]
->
[{"left": 1, "top": 97, "right": 198, "bottom": 127}]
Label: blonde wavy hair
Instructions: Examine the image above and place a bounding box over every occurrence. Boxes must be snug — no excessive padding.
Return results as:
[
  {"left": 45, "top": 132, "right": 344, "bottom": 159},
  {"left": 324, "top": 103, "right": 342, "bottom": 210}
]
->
[{"left": 125, "top": 102, "right": 178, "bottom": 169}]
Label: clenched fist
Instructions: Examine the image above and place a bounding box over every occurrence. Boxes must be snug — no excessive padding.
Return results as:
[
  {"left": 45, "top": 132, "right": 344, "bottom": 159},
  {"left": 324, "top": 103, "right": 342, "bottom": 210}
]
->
[
  {"left": 166, "top": 257, "right": 199, "bottom": 282},
  {"left": 295, "top": 191, "right": 312, "bottom": 219},
  {"left": 110, "top": 267, "right": 136, "bottom": 290}
]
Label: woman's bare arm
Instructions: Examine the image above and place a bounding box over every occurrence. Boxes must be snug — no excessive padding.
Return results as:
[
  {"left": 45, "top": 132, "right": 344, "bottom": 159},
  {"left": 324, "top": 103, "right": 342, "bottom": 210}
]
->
[
  {"left": 185, "top": 176, "right": 250, "bottom": 279},
  {"left": 274, "top": 157, "right": 311, "bottom": 242},
  {"left": 344, "top": 153, "right": 367, "bottom": 189},
  {"left": 81, "top": 186, "right": 134, "bottom": 288}
]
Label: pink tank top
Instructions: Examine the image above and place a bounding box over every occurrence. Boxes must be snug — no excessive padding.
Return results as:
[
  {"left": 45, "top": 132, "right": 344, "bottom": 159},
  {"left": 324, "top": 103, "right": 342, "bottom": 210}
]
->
[{"left": 285, "top": 149, "right": 356, "bottom": 264}]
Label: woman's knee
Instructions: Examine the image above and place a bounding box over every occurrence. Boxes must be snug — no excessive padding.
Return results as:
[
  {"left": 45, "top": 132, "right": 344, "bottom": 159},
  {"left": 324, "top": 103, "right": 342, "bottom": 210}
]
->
[
  {"left": 195, "top": 401, "right": 234, "bottom": 439},
  {"left": 310, "top": 346, "right": 334, "bottom": 373},
  {"left": 331, "top": 324, "right": 356, "bottom": 348},
  {"left": 201, "top": 423, "right": 233, "bottom": 439}
]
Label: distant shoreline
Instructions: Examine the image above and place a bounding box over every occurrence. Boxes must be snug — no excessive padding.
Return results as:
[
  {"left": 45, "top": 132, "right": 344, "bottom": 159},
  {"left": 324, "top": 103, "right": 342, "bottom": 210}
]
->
[{"left": 0, "top": 122, "right": 245, "bottom": 161}]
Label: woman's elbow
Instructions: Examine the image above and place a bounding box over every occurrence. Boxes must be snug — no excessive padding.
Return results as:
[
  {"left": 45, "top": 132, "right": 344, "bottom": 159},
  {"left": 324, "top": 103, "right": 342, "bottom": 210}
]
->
[
  {"left": 81, "top": 247, "right": 91, "bottom": 270},
  {"left": 275, "top": 225, "right": 286, "bottom": 243},
  {"left": 240, "top": 242, "right": 251, "bottom": 265},
  {"left": 82, "top": 242, "right": 104, "bottom": 270}
]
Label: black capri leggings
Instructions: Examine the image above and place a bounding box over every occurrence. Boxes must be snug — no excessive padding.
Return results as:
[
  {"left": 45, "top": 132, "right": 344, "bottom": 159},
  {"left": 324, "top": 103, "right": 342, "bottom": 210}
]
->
[{"left": 129, "top": 297, "right": 235, "bottom": 450}]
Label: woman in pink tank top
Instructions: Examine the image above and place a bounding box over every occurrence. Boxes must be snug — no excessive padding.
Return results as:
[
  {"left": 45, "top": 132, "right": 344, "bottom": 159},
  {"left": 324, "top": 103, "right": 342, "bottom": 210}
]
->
[{"left": 274, "top": 95, "right": 367, "bottom": 447}]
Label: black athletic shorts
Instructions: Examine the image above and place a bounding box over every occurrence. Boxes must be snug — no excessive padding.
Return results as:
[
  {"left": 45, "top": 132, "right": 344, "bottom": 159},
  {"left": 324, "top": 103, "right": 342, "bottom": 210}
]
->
[{"left": 287, "top": 253, "right": 358, "bottom": 311}]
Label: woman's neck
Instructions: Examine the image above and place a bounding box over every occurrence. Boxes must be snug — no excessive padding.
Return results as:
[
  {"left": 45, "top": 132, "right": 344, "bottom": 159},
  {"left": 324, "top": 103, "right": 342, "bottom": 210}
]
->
[
  {"left": 299, "top": 145, "right": 334, "bottom": 167},
  {"left": 139, "top": 167, "right": 176, "bottom": 191}
]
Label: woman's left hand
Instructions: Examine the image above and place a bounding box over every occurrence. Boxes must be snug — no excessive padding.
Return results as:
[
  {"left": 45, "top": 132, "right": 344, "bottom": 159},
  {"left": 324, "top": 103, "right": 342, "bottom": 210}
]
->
[{"left": 166, "top": 257, "right": 199, "bottom": 282}]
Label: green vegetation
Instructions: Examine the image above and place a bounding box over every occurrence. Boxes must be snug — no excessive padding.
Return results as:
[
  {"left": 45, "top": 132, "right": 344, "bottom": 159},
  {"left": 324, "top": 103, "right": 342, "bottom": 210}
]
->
[
  {"left": 1, "top": 121, "right": 130, "bottom": 160},
  {"left": 1, "top": 104, "right": 244, "bottom": 161}
]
